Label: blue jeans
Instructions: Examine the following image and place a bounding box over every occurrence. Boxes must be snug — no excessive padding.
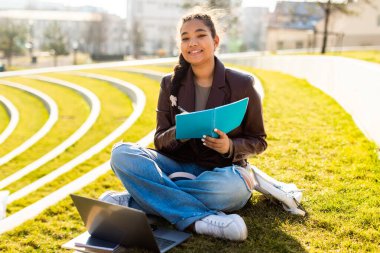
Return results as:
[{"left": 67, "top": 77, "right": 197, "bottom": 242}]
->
[{"left": 110, "top": 142, "right": 252, "bottom": 231}]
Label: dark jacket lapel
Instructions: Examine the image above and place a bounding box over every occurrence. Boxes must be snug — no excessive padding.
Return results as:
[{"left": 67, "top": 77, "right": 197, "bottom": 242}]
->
[
  {"left": 178, "top": 67, "right": 196, "bottom": 112},
  {"left": 205, "top": 57, "right": 227, "bottom": 109},
  {"left": 178, "top": 57, "right": 227, "bottom": 112}
]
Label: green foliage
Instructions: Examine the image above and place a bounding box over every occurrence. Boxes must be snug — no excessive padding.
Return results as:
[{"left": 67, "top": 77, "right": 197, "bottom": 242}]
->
[
  {"left": 0, "top": 19, "right": 27, "bottom": 66},
  {"left": 42, "top": 22, "right": 68, "bottom": 57},
  {"left": 0, "top": 100, "right": 8, "bottom": 135}
]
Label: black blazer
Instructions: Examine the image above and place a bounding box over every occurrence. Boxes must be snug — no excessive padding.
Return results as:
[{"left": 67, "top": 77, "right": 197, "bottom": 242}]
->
[{"left": 154, "top": 57, "right": 267, "bottom": 169}]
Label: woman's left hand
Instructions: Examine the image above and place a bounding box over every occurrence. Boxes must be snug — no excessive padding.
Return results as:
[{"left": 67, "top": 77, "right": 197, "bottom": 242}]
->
[{"left": 202, "top": 129, "right": 230, "bottom": 154}]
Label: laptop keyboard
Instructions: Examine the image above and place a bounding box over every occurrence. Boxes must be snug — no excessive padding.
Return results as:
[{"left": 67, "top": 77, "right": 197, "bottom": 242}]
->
[{"left": 155, "top": 236, "right": 176, "bottom": 250}]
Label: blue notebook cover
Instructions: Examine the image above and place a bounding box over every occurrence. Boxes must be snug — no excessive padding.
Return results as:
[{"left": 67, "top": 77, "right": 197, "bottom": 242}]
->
[{"left": 175, "top": 97, "right": 249, "bottom": 139}]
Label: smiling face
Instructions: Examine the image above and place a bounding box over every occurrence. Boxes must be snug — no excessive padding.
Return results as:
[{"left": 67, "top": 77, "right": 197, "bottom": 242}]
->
[{"left": 180, "top": 19, "right": 219, "bottom": 67}]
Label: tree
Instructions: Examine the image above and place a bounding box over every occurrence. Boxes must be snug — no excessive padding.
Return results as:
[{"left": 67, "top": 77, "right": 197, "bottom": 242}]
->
[
  {"left": 318, "top": 0, "right": 374, "bottom": 54},
  {"left": 0, "top": 19, "right": 27, "bottom": 67},
  {"left": 43, "top": 22, "right": 68, "bottom": 66},
  {"left": 131, "top": 20, "right": 144, "bottom": 59},
  {"left": 85, "top": 14, "right": 108, "bottom": 56}
]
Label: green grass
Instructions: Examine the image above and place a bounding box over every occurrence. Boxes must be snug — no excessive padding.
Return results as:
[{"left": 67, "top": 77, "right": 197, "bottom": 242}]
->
[
  {"left": 0, "top": 84, "right": 48, "bottom": 158},
  {"left": 6, "top": 73, "right": 133, "bottom": 214},
  {"left": 327, "top": 50, "right": 380, "bottom": 64},
  {"left": 303, "top": 50, "right": 380, "bottom": 65},
  {"left": 0, "top": 77, "right": 89, "bottom": 181},
  {"left": 0, "top": 65, "right": 379, "bottom": 252},
  {"left": 0, "top": 100, "right": 9, "bottom": 135},
  {"left": 0, "top": 69, "right": 160, "bottom": 252}
]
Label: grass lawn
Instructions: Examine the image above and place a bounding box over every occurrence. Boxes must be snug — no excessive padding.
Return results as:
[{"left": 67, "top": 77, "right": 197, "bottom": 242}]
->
[
  {"left": 0, "top": 69, "right": 160, "bottom": 252},
  {"left": 6, "top": 73, "right": 133, "bottom": 214},
  {"left": 0, "top": 99, "right": 9, "bottom": 136},
  {"left": 0, "top": 65, "right": 379, "bottom": 252},
  {"left": 327, "top": 50, "right": 380, "bottom": 64},
  {"left": 0, "top": 83, "right": 48, "bottom": 158},
  {"left": 303, "top": 50, "right": 380, "bottom": 65},
  {"left": 0, "top": 77, "right": 89, "bottom": 182}
]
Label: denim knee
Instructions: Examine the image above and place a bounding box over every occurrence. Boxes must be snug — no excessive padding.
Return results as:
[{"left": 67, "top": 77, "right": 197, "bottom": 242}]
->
[
  {"left": 110, "top": 142, "right": 137, "bottom": 173},
  {"left": 223, "top": 184, "right": 251, "bottom": 212},
  {"left": 215, "top": 167, "right": 252, "bottom": 211}
]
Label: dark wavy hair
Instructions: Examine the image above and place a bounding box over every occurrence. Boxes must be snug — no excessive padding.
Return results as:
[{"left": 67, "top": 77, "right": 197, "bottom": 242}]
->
[{"left": 170, "top": 13, "right": 217, "bottom": 112}]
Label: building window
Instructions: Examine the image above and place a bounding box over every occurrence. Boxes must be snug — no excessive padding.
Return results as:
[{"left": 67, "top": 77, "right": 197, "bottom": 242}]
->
[
  {"left": 277, "top": 41, "right": 284, "bottom": 50},
  {"left": 296, "top": 41, "right": 303, "bottom": 49}
]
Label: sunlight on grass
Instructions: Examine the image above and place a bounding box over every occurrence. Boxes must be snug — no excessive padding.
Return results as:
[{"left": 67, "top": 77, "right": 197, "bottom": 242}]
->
[
  {"left": 328, "top": 50, "right": 380, "bottom": 64},
  {"left": 0, "top": 65, "right": 379, "bottom": 252},
  {"left": 6, "top": 73, "right": 133, "bottom": 214},
  {"left": 305, "top": 50, "right": 380, "bottom": 65},
  {"left": 0, "top": 70, "right": 160, "bottom": 252},
  {"left": 0, "top": 101, "right": 9, "bottom": 135},
  {"left": 0, "top": 84, "right": 48, "bottom": 158},
  {"left": 0, "top": 77, "right": 89, "bottom": 183}
]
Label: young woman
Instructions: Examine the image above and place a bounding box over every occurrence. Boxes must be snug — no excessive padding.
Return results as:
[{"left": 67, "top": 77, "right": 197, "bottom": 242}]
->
[{"left": 101, "top": 10, "right": 267, "bottom": 241}]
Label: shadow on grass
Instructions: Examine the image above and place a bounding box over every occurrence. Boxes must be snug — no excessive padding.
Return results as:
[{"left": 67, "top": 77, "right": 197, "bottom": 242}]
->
[
  {"left": 236, "top": 196, "right": 308, "bottom": 253},
  {"left": 165, "top": 196, "right": 308, "bottom": 253}
]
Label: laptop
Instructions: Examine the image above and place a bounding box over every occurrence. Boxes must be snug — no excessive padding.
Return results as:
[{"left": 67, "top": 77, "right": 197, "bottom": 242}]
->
[{"left": 67, "top": 194, "right": 191, "bottom": 253}]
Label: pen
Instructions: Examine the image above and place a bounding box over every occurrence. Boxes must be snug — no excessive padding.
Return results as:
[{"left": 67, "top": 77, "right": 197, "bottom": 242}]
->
[{"left": 178, "top": 106, "right": 188, "bottom": 113}]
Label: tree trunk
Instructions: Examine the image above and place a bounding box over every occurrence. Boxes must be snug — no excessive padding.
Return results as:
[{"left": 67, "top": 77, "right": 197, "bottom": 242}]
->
[
  {"left": 6, "top": 55, "right": 12, "bottom": 67},
  {"left": 6, "top": 37, "right": 13, "bottom": 67},
  {"left": 321, "top": 0, "right": 331, "bottom": 54}
]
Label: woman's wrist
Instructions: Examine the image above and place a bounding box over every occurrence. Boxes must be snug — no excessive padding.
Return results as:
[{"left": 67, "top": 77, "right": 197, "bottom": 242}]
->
[{"left": 222, "top": 139, "right": 233, "bottom": 158}]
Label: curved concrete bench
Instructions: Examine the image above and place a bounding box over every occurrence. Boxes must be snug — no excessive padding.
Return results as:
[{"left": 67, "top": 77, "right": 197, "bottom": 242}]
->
[
  {"left": 0, "top": 76, "right": 101, "bottom": 191},
  {"left": 117, "top": 67, "right": 167, "bottom": 81},
  {"left": 0, "top": 80, "right": 58, "bottom": 167},
  {"left": 0, "top": 58, "right": 177, "bottom": 78},
  {"left": 0, "top": 130, "right": 155, "bottom": 234},
  {"left": 0, "top": 95, "right": 19, "bottom": 145},
  {"left": 6, "top": 73, "right": 145, "bottom": 204}
]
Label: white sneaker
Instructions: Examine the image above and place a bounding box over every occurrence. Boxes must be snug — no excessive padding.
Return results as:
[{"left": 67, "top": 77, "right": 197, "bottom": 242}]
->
[
  {"left": 250, "top": 166, "right": 306, "bottom": 216},
  {"left": 195, "top": 213, "right": 248, "bottom": 241},
  {"left": 98, "top": 191, "right": 130, "bottom": 206}
]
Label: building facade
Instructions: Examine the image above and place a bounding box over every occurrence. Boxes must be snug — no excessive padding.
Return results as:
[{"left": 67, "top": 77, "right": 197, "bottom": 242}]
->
[
  {"left": 0, "top": 3, "right": 128, "bottom": 56},
  {"left": 126, "top": 0, "right": 184, "bottom": 57},
  {"left": 315, "top": 0, "right": 380, "bottom": 48},
  {"left": 265, "top": 2, "right": 324, "bottom": 52}
]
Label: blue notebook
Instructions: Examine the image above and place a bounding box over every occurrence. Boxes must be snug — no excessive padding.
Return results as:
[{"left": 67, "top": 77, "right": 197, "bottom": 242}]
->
[{"left": 175, "top": 97, "right": 249, "bottom": 139}]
